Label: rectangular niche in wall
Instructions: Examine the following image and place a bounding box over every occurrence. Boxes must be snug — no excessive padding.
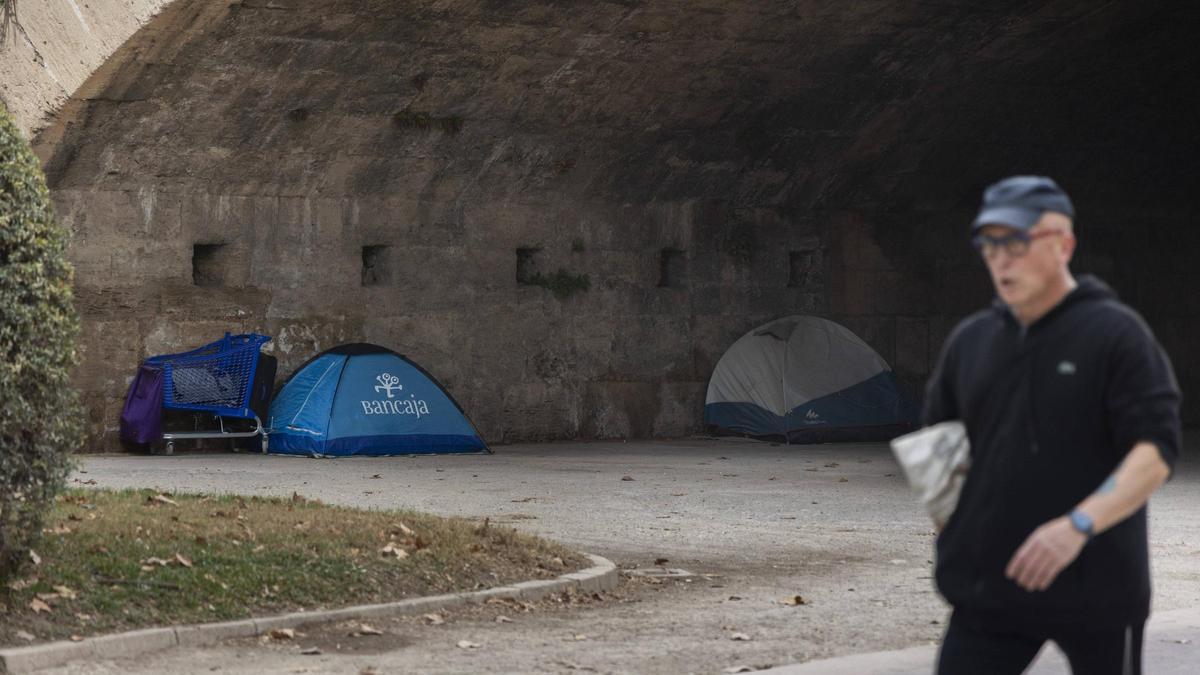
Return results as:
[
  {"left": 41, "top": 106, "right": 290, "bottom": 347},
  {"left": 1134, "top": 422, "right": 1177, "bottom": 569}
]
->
[
  {"left": 192, "top": 243, "right": 228, "bottom": 287},
  {"left": 516, "top": 247, "right": 542, "bottom": 284},
  {"left": 658, "top": 248, "right": 687, "bottom": 288},
  {"left": 362, "top": 245, "right": 391, "bottom": 286},
  {"left": 788, "top": 249, "right": 824, "bottom": 289}
]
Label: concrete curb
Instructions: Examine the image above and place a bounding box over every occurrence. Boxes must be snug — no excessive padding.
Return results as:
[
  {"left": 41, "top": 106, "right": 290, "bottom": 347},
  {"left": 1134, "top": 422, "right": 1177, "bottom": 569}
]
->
[{"left": 0, "top": 553, "right": 617, "bottom": 674}]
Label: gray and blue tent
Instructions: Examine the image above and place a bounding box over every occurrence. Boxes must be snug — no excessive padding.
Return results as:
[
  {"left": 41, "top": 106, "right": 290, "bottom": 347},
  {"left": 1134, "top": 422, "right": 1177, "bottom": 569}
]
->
[
  {"left": 704, "top": 316, "right": 917, "bottom": 443},
  {"left": 266, "top": 344, "right": 488, "bottom": 457}
]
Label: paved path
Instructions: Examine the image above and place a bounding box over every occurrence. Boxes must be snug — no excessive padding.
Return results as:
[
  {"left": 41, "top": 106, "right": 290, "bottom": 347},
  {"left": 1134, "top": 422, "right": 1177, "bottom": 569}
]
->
[
  {"left": 762, "top": 606, "right": 1200, "bottom": 673},
  {"left": 51, "top": 438, "right": 1198, "bottom": 674}
]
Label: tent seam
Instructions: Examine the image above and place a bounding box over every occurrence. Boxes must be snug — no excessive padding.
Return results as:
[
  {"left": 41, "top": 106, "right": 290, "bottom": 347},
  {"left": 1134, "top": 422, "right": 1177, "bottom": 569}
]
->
[{"left": 289, "top": 358, "right": 342, "bottom": 429}]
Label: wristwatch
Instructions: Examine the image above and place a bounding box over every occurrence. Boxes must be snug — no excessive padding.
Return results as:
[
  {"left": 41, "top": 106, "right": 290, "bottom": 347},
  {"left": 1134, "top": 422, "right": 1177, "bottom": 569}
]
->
[{"left": 1069, "top": 509, "right": 1094, "bottom": 540}]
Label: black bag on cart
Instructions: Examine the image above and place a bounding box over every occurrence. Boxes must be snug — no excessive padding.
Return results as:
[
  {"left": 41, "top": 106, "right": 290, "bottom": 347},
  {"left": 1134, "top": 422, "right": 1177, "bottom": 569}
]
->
[
  {"left": 248, "top": 352, "right": 277, "bottom": 421},
  {"left": 232, "top": 352, "right": 277, "bottom": 451}
]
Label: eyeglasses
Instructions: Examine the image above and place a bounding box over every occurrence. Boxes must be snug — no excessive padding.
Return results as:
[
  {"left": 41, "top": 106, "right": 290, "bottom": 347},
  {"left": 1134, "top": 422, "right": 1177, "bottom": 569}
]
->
[{"left": 971, "top": 230, "right": 1063, "bottom": 259}]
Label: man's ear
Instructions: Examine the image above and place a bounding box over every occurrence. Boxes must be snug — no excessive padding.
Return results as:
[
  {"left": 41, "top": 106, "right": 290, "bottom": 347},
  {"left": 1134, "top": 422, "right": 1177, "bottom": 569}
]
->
[{"left": 1060, "top": 232, "right": 1077, "bottom": 263}]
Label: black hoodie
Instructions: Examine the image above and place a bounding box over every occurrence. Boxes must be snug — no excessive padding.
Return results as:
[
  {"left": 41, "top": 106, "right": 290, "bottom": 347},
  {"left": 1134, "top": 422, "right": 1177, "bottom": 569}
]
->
[{"left": 923, "top": 275, "right": 1181, "bottom": 629}]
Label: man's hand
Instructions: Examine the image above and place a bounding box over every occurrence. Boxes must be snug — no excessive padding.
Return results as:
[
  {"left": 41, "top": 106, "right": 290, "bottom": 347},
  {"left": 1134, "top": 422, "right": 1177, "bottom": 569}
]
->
[{"left": 1005, "top": 516, "right": 1087, "bottom": 592}]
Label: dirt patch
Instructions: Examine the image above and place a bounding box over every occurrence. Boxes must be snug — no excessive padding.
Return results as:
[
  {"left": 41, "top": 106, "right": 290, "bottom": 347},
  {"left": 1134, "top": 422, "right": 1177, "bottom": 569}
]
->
[{"left": 232, "top": 582, "right": 635, "bottom": 658}]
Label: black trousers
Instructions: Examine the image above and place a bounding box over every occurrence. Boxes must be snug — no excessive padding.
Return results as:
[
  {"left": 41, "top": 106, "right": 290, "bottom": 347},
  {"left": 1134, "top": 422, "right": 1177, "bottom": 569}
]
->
[{"left": 936, "top": 610, "right": 1144, "bottom": 675}]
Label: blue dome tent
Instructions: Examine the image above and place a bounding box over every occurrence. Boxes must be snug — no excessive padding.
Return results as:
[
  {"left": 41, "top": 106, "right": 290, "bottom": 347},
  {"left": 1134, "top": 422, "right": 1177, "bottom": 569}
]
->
[
  {"left": 704, "top": 316, "right": 917, "bottom": 443},
  {"left": 266, "top": 344, "right": 488, "bottom": 457}
]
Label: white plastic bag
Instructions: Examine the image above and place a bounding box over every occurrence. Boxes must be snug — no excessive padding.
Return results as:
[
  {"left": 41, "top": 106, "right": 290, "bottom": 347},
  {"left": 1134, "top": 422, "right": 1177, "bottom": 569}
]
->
[{"left": 889, "top": 420, "right": 970, "bottom": 528}]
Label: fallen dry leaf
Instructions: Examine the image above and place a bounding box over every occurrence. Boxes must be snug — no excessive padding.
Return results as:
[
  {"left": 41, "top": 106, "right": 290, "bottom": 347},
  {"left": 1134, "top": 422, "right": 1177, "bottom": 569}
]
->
[
  {"left": 69, "top": 635, "right": 84, "bottom": 642},
  {"left": 730, "top": 632, "right": 752, "bottom": 641},
  {"left": 8, "top": 577, "right": 36, "bottom": 592},
  {"left": 495, "top": 615, "right": 512, "bottom": 623},
  {"left": 141, "top": 557, "right": 171, "bottom": 568},
  {"left": 268, "top": 628, "right": 296, "bottom": 640},
  {"left": 174, "top": 553, "right": 193, "bottom": 568},
  {"left": 780, "top": 595, "right": 808, "bottom": 606},
  {"left": 370, "top": 474, "right": 382, "bottom": 479},
  {"left": 838, "top": 477, "right": 849, "bottom": 483},
  {"left": 456, "top": 640, "right": 481, "bottom": 649},
  {"left": 149, "top": 494, "right": 179, "bottom": 507},
  {"left": 53, "top": 585, "right": 78, "bottom": 600},
  {"left": 353, "top": 624, "right": 384, "bottom": 636},
  {"left": 300, "top": 646, "right": 322, "bottom": 655},
  {"left": 567, "top": 634, "right": 588, "bottom": 641},
  {"left": 44, "top": 524, "right": 72, "bottom": 535},
  {"left": 423, "top": 613, "right": 445, "bottom": 625},
  {"left": 381, "top": 543, "right": 409, "bottom": 559},
  {"left": 30, "top": 598, "right": 52, "bottom": 613},
  {"left": 29, "top": 550, "right": 41, "bottom": 566},
  {"left": 74, "top": 612, "right": 93, "bottom": 622},
  {"left": 15, "top": 630, "right": 35, "bottom": 642},
  {"left": 621, "top": 476, "right": 635, "bottom": 481}
]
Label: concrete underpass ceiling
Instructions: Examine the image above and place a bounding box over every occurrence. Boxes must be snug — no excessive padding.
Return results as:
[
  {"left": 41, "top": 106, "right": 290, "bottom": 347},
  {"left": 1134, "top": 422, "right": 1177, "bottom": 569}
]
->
[
  {"left": 37, "top": 1, "right": 1198, "bottom": 216},
  {"left": 30, "top": 0, "right": 1200, "bottom": 430}
]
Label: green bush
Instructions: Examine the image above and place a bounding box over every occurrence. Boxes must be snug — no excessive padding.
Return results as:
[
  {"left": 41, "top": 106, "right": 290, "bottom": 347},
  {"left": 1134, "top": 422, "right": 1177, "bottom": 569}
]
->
[{"left": 0, "top": 104, "right": 82, "bottom": 593}]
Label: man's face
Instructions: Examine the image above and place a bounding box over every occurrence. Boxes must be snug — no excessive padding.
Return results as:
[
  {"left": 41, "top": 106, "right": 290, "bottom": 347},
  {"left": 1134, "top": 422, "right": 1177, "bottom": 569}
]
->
[{"left": 976, "top": 216, "right": 1074, "bottom": 309}]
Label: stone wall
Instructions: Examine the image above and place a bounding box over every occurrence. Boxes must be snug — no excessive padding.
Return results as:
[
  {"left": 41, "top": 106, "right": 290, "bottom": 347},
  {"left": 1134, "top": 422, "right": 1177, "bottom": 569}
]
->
[{"left": 25, "top": 0, "right": 1200, "bottom": 450}]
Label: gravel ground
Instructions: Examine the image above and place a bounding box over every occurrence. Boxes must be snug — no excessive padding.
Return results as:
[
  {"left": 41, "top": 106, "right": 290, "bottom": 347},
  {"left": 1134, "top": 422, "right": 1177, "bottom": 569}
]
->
[{"left": 45, "top": 436, "right": 1199, "bottom": 674}]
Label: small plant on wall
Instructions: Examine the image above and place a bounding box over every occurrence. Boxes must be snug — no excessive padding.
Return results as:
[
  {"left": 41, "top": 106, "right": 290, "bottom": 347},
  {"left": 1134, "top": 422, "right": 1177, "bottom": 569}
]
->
[
  {"left": 528, "top": 268, "right": 591, "bottom": 300},
  {"left": 516, "top": 247, "right": 590, "bottom": 300},
  {"left": 393, "top": 108, "right": 464, "bottom": 135}
]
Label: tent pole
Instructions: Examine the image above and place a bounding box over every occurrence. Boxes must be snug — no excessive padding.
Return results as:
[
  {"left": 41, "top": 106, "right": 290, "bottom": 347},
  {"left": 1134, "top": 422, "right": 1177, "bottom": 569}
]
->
[{"left": 782, "top": 338, "right": 789, "bottom": 446}]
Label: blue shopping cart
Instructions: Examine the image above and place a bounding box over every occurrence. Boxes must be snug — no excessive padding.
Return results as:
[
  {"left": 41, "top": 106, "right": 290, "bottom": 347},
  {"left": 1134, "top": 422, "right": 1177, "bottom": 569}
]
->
[{"left": 145, "top": 333, "right": 272, "bottom": 454}]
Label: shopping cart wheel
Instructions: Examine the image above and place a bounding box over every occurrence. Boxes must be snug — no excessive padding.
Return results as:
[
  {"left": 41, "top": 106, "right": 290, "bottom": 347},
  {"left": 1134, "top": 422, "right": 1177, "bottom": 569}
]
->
[
  {"left": 260, "top": 436, "right": 269, "bottom": 454},
  {"left": 163, "top": 440, "right": 175, "bottom": 456}
]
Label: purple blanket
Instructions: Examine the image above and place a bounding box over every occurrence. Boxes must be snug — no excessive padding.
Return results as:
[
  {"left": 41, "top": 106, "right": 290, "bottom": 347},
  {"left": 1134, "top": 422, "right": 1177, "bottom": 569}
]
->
[{"left": 119, "top": 364, "right": 164, "bottom": 444}]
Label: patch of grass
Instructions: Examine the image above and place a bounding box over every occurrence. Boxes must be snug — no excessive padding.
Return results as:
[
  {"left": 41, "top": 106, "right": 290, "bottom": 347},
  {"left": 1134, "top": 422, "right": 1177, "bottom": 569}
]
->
[
  {"left": 528, "top": 268, "right": 591, "bottom": 300},
  {"left": 0, "top": 490, "right": 583, "bottom": 646}
]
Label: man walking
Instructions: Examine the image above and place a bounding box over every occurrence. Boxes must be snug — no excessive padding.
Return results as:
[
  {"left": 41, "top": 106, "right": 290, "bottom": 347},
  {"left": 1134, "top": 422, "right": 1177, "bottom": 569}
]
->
[{"left": 923, "top": 176, "right": 1181, "bottom": 674}]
